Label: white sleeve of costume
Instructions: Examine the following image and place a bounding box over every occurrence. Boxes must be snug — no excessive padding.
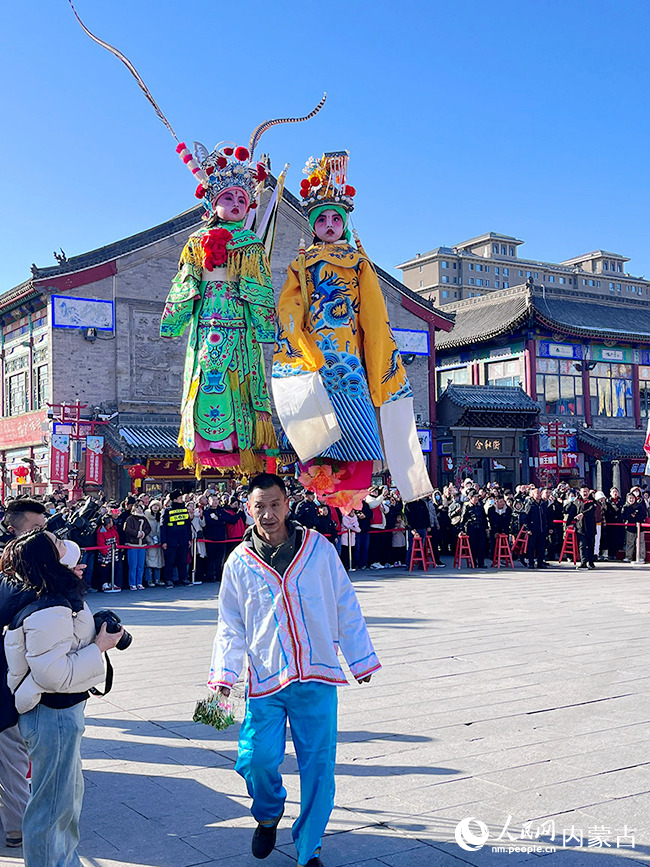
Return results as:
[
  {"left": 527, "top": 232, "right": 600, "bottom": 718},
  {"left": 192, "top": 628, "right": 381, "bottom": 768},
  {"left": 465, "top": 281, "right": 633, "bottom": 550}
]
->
[
  {"left": 272, "top": 372, "right": 341, "bottom": 462},
  {"left": 328, "top": 544, "right": 381, "bottom": 680},
  {"left": 380, "top": 396, "right": 433, "bottom": 502},
  {"left": 208, "top": 558, "right": 246, "bottom": 690}
]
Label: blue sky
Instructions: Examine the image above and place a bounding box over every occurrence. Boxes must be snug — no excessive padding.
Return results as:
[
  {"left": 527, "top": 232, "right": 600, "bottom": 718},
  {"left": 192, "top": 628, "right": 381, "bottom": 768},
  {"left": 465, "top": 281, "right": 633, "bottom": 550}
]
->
[{"left": 2, "top": 1, "right": 650, "bottom": 292}]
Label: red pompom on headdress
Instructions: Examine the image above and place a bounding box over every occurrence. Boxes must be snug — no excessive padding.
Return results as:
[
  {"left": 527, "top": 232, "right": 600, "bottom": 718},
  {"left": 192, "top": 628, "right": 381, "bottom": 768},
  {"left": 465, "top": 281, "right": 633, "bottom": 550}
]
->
[
  {"left": 235, "top": 146, "right": 250, "bottom": 161},
  {"left": 255, "top": 163, "right": 268, "bottom": 181},
  {"left": 223, "top": 147, "right": 234, "bottom": 156},
  {"left": 195, "top": 184, "right": 206, "bottom": 199},
  {"left": 344, "top": 185, "right": 356, "bottom": 197},
  {"left": 201, "top": 227, "right": 233, "bottom": 271}
]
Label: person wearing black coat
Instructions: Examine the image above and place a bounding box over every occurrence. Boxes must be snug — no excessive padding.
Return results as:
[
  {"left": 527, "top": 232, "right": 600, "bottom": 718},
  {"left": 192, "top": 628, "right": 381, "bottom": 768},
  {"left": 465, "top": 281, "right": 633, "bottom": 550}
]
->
[
  {"left": 404, "top": 497, "right": 431, "bottom": 567},
  {"left": 523, "top": 488, "right": 548, "bottom": 569},
  {"left": 487, "top": 497, "right": 512, "bottom": 561},
  {"left": 622, "top": 493, "right": 646, "bottom": 562},
  {"left": 574, "top": 486, "right": 597, "bottom": 569},
  {"left": 545, "top": 494, "right": 564, "bottom": 561},
  {"left": 604, "top": 488, "right": 625, "bottom": 560},
  {"left": 295, "top": 493, "right": 320, "bottom": 530},
  {"left": 460, "top": 492, "right": 488, "bottom": 568}
]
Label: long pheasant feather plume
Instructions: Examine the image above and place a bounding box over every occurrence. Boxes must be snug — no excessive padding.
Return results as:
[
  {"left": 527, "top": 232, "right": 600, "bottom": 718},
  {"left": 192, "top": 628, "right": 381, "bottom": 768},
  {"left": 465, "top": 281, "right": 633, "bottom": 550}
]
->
[
  {"left": 67, "top": 0, "right": 179, "bottom": 142},
  {"left": 248, "top": 94, "right": 327, "bottom": 159}
]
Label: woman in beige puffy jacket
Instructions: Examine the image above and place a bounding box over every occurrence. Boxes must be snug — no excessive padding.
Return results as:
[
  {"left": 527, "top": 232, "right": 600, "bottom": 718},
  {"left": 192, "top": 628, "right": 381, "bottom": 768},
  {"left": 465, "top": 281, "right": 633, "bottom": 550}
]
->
[{"left": 2, "top": 530, "right": 122, "bottom": 867}]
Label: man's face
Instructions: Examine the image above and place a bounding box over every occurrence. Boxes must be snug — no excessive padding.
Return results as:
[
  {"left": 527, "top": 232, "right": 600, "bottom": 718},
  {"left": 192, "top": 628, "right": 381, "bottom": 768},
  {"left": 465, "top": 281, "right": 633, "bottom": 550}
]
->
[
  {"left": 580, "top": 487, "right": 590, "bottom": 498},
  {"left": 12, "top": 510, "right": 47, "bottom": 536},
  {"left": 247, "top": 485, "right": 290, "bottom": 543},
  {"left": 531, "top": 488, "right": 541, "bottom": 501}
]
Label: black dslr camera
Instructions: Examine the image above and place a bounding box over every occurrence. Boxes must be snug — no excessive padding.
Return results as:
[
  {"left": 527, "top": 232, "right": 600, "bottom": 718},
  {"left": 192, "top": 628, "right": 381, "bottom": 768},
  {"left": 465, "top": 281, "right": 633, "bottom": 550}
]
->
[{"left": 93, "top": 609, "right": 132, "bottom": 650}]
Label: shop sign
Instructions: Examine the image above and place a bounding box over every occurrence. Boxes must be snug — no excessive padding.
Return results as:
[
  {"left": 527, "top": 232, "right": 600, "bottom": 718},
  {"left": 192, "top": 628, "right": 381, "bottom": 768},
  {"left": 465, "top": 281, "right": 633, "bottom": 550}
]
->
[
  {"left": 86, "top": 436, "right": 104, "bottom": 485},
  {"left": 630, "top": 461, "right": 647, "bottom": 474},
  {"left": 442, "top": 456, "right": 454, "bottom": 472},
  {"left": 591, "top": 345, "right": 634, "bottom": 364},
  {"left": 0, "top": 410, "right": 48, "bottom": 450},
  {"left": 473, "top": 437, "right": 502, "bottom": 454},
  {"left": 50, "top": 434, "right": 70, "bottom": 483},
  {"left": 393, "top": 328, "right": 430, "bottom": 356},
  {"left": 539, "top": 452, "right": 558, "bottom": 467},
  {"left": 538, "top": 341, "right": 582, "bottom": 360},
  {"left": 560, "top": 451, "right": 579, "bottom": 468},
  {"left": 417, "top": 429, "right": 432, "bottom": 453}
]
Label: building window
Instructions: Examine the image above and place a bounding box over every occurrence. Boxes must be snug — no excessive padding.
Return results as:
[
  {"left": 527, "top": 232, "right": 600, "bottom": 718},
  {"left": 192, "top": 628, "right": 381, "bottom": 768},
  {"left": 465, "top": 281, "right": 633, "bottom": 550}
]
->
[
  {"left": 559, "top": 277, "right": 566, "bottom": 284},
  {"left": 609, "top": 283, "right": 614, "bottom": 290},
  {"left": 437, "top": 366, "right": 469, "bottom": 390},
  {"left": 526, "top": 271, "right": 532, "bottom": 278},
  {"left": 469, "top": 263, "right": 474, "bottom": 271},
  {"left": 441, "top": 260, "right": 449, "bottom": 268},
  {"left": 501, "top": 245, "right": 507, "bottom": 254},
  {"left": 617, "top": 263, "right": 622, "bottom": 272},
  {"left": 487, "top": 358, "right": 522, "bottom": 387},
  {"left": 582, "top": 279, "right": 587, "bottom": 286},
  {"left": 453, "top": 277, "right": 457, "bottom": 283},
  {"left": 442, "top": 290, "right": 449, "bottom": 298},
  {"left": 34, "top": 365, "right": 49, "bottom": 410},
  {"left": 469, "top": 278, "right": 475, "bottom": 285},
  {"left": 640, "top": 367, "right": 650, "bottom": 418},
  {"left": 6, "top": 372, "right": 28, "bottom": 417},
  {"left": 476, "top": 279, "right": 484, "bottom": 286},
  {"left": 495, "top": 266, "right": 500, "bottom": 275},
  {"left": 485, "top": 280, "right": 490, "bottom": 287},
  {"left": 419, "top": 265, "right": 423, "bottom": 272},
  {"left": 477, "top": 264, "right": 483, "bottom": 271},
  {"left": 603, "top": 261, "right": 608, "bottom": 271},
  {"left": 590, "top": 362, "right": 633, "bottom": 417},
  {"left": 503, "top": 268, "right": 509, "bottom": 276},
  {"left": 519, "top": 270, "right": 524, "bottom": 277},
  {"left": 453, "top": 262, "right": 457, "bottom": 269},
  {"left": 548, "top": 275, "right": 555, "bottom": 283},
  {"left": 419, "top": 280, "right": 423, "bottom": 287},
  {"left": 442, "top": 275, "right": 449, "bottom": 283},
  {"left": 616, "top": 283, "right": 621, "bottom": 290},
  {"left": 503, "top": 282, "right": 509, "bottom": 288},
  {"left": 536, "top": 357, "right": 584, "bottom": 416},
  {"left": 485, "top": 266, "right": 490, "bottom": 273},
  {"left": 534, "top": 272, "right": 538, "bottom": 279},
  {"left": 495, "top": 280, "right": 500, "bottom": 288}
]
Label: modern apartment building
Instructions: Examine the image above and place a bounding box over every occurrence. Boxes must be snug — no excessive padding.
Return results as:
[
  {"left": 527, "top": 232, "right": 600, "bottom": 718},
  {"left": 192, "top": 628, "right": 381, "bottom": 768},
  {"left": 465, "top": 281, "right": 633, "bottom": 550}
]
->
[{"left": 398, "top": 231, "right": 650, "bottom": 308}]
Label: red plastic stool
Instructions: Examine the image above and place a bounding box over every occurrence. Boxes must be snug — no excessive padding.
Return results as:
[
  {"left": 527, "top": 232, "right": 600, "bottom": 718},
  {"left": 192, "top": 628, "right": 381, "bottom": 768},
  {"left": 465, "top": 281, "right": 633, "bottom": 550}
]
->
[
  {"left": 511, "top": 527, "right": 529, "bottom": 558},
  {"left": 491, "top": 533, "right": 514, "bottom": 569},
  {"left": 454, "top": 533, "right": 475, "bottom": 569},
  {"left": 409, "top": 535, "right": 428, "bottom": 571},
  {"left": 559, "top": 526, "right": 579, "bottom": 564},
  {"left": 424, "top": 535, "right": 438, "bottom": 568}
]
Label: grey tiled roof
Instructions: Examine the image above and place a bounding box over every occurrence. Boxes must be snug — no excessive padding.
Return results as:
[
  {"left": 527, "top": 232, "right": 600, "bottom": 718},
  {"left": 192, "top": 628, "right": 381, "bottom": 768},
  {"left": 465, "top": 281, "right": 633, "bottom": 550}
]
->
[
  {"left": 118, "top": 425, "right": 182, "bottom": 459},
  {"left": 437, "top": 284, "right": 650, "bottom": 350},
  {"left": 577, "top": 429, "right": 646, "bottom": 459},
  {"left": 533, "top": 293, "right": 650, "bottom": 339},
  {"left": 436, "top": 286, "right": 530, "bottom": 349},
  {"left": 441, "top": 384, "right": 540, "bottom": 413}
]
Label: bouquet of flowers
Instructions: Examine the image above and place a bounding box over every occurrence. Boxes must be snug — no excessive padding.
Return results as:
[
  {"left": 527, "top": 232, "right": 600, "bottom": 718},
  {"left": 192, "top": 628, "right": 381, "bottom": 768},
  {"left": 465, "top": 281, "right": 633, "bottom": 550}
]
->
[{"left": 193, "top": 691, "right": 237, "bottom": 730}]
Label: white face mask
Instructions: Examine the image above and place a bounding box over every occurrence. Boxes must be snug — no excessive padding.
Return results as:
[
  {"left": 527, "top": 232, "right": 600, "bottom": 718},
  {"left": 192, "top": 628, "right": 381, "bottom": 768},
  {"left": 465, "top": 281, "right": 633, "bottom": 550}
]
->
[{"left": 60, "top": 539, "right": 81, "bottom": 568}]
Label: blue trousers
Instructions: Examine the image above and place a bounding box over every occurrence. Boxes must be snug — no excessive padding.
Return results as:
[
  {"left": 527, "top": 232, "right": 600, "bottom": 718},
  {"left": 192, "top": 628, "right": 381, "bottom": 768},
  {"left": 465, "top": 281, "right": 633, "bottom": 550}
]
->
[
  {"left": 236, "top": 681, "right": 338, "bottom": 867},
  {"left": 126, "top": 547, "right": 146, "bottom": 587},
  {"left": 18, "top": 701, "right": 86, "bottom": 867}
]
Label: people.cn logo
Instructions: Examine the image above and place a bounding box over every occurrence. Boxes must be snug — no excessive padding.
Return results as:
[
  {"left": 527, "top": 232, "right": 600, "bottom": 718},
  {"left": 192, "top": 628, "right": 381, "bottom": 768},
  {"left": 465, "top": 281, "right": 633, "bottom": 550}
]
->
[{"left": 455, "top": 817, "right": 490, "bottom": 851}]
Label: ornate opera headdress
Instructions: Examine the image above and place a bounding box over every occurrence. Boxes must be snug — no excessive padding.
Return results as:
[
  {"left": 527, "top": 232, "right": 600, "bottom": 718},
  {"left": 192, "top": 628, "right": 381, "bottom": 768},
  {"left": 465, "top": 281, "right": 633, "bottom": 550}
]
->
[
  {"left": 299, "top": 151, "right": 357, "bottom": 214},
  {"left": 67, "top": 2, "right": 326, "bottom": 212}
]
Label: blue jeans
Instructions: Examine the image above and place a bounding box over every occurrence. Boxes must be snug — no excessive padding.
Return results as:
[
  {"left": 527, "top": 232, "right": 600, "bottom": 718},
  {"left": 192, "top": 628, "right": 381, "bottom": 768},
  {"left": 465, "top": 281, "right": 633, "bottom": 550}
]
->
[
  {"left": 126, "top": 547, "right": 146, "bottom": 587},
  {"left": 236, "top": 682, "right": 338, "bottom": 866},
  {"left": 18, "top": 701, "right": 85, "bottom": 867},
  {"left": 354, "top": 532, "right": 370, "bottom": 569},
  {"left": 143, "top": 565, "right": 161, "bottom": 585}
]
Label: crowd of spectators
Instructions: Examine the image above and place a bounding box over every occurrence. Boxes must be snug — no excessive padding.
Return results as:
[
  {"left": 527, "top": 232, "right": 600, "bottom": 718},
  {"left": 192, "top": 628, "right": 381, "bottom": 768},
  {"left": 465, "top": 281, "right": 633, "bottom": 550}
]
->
[{"left": 0, "top": 477, "right": 648, "bottom": 586}]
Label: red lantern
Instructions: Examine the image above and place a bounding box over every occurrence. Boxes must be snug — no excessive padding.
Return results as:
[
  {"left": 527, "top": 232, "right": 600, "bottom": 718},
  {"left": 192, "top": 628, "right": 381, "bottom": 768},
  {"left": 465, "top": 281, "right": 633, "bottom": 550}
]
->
[
  {"left": 13, "top": 466, "right": 29, "bottom": 478},
  {"left": 127, "top": 464, "right": 147, "bottom": 480}
]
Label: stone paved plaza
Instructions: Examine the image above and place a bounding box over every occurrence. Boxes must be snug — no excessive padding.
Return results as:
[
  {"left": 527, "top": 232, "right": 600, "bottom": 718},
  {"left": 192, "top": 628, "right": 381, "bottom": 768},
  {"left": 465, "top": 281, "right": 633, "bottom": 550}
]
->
[{"left": 2, "top": 561, "right": 649, "bottom": 866}]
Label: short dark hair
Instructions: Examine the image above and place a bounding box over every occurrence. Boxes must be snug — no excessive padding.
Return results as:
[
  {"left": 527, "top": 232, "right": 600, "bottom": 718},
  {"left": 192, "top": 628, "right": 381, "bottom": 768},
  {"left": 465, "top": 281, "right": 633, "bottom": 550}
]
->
[
  {"left": 248, "top": 473, "right": 286, "bottom": 497},
  {"left": 5, "top": 498, "right": 46, "bottom": 530}
]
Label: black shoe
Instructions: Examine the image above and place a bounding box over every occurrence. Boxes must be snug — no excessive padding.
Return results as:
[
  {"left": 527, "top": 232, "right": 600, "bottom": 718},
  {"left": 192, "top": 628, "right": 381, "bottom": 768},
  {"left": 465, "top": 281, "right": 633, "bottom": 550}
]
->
[
  {"left": 306, "top": 858, "right": 324, "bottom": 866},
  {"left": 252, "top": 811, "right": 283, "bottom": 859},
  {"left": 538, "top": 563, "right": 548, "bottom": 569},
  {"left": 588, "top": 562, "right": 596, "bottom": 569},
  {"left": 181, "top": 579, "right": 191, "bottom": 585},
  {"left": 576, "top": 563, "right": 588, "bottom": 569}
]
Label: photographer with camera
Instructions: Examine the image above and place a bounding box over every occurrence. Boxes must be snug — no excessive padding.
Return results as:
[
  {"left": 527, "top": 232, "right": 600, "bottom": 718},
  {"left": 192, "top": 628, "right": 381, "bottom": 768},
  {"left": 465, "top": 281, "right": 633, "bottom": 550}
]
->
[{"left": 1, "top": 529, "right": 125, "bottom": 866}]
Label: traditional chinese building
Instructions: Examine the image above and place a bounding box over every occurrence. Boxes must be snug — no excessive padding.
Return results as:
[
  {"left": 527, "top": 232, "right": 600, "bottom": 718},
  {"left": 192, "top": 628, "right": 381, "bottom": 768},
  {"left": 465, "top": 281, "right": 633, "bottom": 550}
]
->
[
  {"left": 435, "top": 282, "right": 650, "bottom": 491},
  {"left": 0, "top": 183, "right": 453, "bottom": 500}
]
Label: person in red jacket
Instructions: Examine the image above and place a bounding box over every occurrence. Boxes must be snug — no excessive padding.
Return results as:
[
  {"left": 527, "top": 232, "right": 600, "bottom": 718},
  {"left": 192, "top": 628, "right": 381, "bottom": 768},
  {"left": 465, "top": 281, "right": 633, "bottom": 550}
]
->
[{"left": 96, "top": 516, "right": 122, "bottom": 590}]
